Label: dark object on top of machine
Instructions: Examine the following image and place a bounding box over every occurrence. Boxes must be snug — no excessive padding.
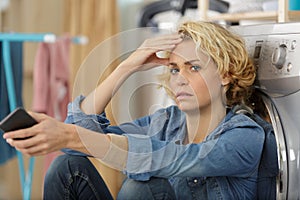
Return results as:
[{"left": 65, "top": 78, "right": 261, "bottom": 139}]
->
[{"left": 138, "top": 0, "right": 229, "bottom": 27}]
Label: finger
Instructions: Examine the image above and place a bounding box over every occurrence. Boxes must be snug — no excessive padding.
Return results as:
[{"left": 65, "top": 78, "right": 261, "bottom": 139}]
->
[
  {"left": 138, "top": 43, "right": 179, "bottom": 58},
  {"left": 7, "top": 137, "right": 49, "bottom": 156},
  {"left": 7, "top": 135, "right": 36, "bottom": 148},
  {"left": 5, "top": 138, "right": 13, "bottom": 146},
  {"left": 27, "top": 111, "right": 48, "bottom": 123},
  {"left": 141, "top": 34, "right": 182, "bottom": 49},
  {"left": 156, "top": 50, "right": 171, "bottom": 59},
  {"left": 18, "top": 144, "right": 50, "bottom": 157},
  {"left": 144, "top": 38, "right": 182, "bottom": 49},
  {"left": 3, "top": 125, "right": 37, "bottom": 140},
  {"left": 156, "top": 33, "right": 182, "bottom": 41},
  {"left": 147, "top": 54, "right": 169, "bottom": 64}
]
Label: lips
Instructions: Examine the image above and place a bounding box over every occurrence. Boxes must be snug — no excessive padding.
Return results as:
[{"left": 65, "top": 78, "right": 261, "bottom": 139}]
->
[{"left": 176, "top": 92, "right": 193, "bottom": 100}]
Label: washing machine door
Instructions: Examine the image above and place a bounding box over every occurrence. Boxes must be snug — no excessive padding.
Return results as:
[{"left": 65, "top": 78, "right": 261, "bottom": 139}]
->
[
  {"left": 262, "top": 94, "right": 295, "bottom": 200},
  {"left": 270, "top": 92, "right": 300, "bottom": 200}
]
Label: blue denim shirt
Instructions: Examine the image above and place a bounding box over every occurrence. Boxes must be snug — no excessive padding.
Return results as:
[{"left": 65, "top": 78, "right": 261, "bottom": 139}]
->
[{"left": 64, "top": 95, "right": 265, "bottom": 199}]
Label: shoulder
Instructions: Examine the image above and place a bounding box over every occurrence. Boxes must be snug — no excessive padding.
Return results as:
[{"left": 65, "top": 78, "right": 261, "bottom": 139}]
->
[
  {"left": 217, "top": 113, "right": 266, "bottom": 152},
  {"left": 223, "top": 111, "right": 265, "bottom": 132},
  {"left": 224, "top": 105, "right": 272, "bottom": 135},
  {"left": 211, "top": 112, "right": 266, "bottom": 144}
]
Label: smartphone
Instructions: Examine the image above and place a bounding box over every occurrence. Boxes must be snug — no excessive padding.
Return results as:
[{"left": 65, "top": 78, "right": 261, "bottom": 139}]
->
[{"left": 0, "top": 107, "right": 37, "bottom": 140}]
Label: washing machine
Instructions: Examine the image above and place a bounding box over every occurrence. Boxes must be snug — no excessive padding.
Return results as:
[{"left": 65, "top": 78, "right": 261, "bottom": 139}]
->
[{"left": 232, "top": 22, "right": 300, "bottom": 200}]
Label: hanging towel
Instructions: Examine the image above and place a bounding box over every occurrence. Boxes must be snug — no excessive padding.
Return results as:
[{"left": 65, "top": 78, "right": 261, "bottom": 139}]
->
[
  {"left": 32, "top": 35, "right": 71, "bottom": 121},
  {"left": 0, "top": 41, "right": 24, "bottom": 165},
  {"left": 32, "top": 35, "right": 71, "bottom": 173}
]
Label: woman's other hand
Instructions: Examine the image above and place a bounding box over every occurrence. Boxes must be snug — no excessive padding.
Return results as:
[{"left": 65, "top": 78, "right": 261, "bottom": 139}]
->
[{"left": 120, "top": 34, "right": 182, "bottom": 72}]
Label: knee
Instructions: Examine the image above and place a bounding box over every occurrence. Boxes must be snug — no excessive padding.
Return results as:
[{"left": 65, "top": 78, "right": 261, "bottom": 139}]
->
[
  {"left": 45, "top": 154, "right": 90, "bottom": 183},
  {"left": 117, "top": 178, "right": 175, "bottom": 200},
  {"left": 44, "top": 155, "right": 113, "bottom": 199},
  {"left": 45, "top": 154, "right": 67, "bottom": 181}
]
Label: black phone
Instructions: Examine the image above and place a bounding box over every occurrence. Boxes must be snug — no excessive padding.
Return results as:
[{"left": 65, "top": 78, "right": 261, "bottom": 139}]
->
[{"left": 0, "top": 107, "right": 37, "bottom": 140}]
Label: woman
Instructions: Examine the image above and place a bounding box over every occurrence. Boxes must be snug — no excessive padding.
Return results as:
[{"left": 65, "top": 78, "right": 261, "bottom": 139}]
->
[{"left": 4, "top": 21, "right": 270, "bottom": 199}]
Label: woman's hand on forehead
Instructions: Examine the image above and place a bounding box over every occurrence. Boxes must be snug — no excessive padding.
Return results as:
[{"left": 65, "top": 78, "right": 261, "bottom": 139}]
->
[{"left": 121, "top": 34, "right": 182, "bottom": 72}]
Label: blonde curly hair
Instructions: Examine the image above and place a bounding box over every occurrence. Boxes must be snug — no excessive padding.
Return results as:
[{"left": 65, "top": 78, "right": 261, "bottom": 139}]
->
[{"left": 159, "top": 21, "right": 256, "bottom": 107}]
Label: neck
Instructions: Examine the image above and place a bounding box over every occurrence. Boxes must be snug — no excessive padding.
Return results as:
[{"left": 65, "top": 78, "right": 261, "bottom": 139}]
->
[{"left": 185, "top": 101, "right": 226, "bottom": 144}]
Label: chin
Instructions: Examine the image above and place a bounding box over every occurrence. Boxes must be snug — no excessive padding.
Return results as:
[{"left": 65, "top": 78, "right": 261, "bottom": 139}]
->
[{"left": 177, "top": 103, "right": 199, "bottom": 113}]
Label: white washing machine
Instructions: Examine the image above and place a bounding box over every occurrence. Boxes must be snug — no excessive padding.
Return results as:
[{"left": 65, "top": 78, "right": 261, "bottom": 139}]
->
[{"left": 232, "top": 22, "right": 300, "bottom": 200}]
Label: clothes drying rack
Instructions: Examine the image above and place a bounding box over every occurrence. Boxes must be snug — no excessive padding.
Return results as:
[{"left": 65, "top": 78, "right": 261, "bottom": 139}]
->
[{"left": 0, "top": 32, "right": 87, "bottom": 200}]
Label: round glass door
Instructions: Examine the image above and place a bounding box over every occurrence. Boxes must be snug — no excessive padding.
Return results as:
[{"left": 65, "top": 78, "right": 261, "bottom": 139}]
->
[{"left": 262, "top": 95, "right": 288, "bottom": 199}]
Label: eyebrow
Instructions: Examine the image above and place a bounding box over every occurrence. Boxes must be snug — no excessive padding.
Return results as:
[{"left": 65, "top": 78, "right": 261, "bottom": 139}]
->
[{"left": 168, "top": 59, "right": 200, "bottom": 66}]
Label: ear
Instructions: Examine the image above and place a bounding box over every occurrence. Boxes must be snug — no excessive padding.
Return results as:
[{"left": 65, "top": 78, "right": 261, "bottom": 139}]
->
[{"left": 220, "top": 73, "right": 231, "bottom": 86}]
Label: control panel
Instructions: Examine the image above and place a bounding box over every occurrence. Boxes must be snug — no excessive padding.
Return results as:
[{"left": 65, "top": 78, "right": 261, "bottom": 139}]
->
[
  {"left": 231, "top": 22, "right": 300, "bottom": 96},
  {"left": 242, "top": 33, "right": 299, "bottom": 96}
]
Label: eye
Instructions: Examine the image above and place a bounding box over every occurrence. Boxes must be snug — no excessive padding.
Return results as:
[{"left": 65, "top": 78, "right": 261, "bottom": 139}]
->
[
  {"left": 169, "top": 68, "right": 179, "bottom": 75},
  {"left": 190, "top": 65, "right": 201, "bottom": 72}
]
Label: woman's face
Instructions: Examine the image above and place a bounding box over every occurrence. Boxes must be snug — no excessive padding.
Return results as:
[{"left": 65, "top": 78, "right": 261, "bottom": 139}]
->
[{"left": 168, "top": 40, "right": 224, "bottom": 113}]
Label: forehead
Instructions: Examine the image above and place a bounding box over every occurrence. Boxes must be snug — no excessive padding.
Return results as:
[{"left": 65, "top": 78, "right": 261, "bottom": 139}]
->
[{"left": 169, "top": 40, "right": 209, "bottom": 63}]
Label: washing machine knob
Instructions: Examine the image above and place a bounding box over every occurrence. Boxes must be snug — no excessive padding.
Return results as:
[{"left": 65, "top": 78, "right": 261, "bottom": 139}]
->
[{"left": 272, "top": 44, "right": 287, "bottom": 69}]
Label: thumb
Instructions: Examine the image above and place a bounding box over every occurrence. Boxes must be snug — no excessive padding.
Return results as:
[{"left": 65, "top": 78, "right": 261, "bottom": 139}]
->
[{"left": 27, "top": 111, "right": 49, "bottom": 123}]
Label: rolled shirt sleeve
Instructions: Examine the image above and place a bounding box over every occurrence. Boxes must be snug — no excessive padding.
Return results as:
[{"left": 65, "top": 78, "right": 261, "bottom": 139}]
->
[{"left": 64, "top": 95, "right": 111, "bottom": 132}]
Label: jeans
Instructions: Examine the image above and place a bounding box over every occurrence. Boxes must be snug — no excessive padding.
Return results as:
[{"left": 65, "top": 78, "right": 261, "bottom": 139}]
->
[
  {"left": 117, "top": 177, "right": 175, "bottom": 200},
  {"left": 44, "top": 154, "right": 113, "bottom": 200},
  {"left": 44, "top": 154, "right": 176, "bottom": 200}
]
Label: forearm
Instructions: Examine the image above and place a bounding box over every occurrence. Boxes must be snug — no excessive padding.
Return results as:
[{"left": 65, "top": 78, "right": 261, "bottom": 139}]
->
[
  {"left": 67, "top": 125, "right": 111, "bottom": 157},
  {"left": 68, "top": 125, "right": 128, "bottom": 170},
  {"left": 80, "top": 63, "right": 133, "bottom": 115}
]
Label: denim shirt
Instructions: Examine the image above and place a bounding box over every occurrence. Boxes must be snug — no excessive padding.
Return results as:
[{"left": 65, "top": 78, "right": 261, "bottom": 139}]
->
[{"left": 64, "top": 95, "right": 265, "bottom": 199}]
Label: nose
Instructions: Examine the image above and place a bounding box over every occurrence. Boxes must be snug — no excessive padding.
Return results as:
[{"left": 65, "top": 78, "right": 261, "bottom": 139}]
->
[{"left": 175, "top": 72, "right": 189, "bottom": 86}]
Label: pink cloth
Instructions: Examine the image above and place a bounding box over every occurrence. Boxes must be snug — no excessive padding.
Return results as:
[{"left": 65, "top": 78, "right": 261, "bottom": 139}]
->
[
  {"left": 32, "top": 35, "right": 71, "bottom": 174},
  {"left": 32, "top": 35, "right": 71, "bottom": 121}
]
